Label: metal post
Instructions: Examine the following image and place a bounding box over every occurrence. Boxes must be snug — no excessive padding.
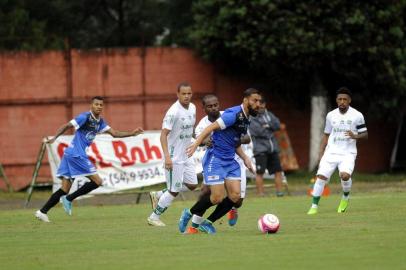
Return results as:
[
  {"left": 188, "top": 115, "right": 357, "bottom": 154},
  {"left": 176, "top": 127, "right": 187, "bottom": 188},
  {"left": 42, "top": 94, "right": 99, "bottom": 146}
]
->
[
  {"left": 25, "top": 141, "right": 47, "bottom": 207},
  {"left": 0, "top": 163, "right": 13, "bottom": 192}
]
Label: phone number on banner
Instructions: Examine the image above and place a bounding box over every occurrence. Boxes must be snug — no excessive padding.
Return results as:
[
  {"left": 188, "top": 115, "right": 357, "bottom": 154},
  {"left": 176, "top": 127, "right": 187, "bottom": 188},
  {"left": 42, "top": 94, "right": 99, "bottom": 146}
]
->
[{"left": 104, "top": 166, "right": 165, "bottom": 186}]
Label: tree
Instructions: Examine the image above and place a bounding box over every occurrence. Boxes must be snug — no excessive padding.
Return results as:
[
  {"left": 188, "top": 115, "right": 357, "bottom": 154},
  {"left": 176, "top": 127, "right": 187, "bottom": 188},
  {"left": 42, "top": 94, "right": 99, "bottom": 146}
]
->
[
  {"left": 187, "top": 0, "right": 406, "bottom": 169},
  {"left": 0, "top": 0, "right": 170, "bottom": 50}
]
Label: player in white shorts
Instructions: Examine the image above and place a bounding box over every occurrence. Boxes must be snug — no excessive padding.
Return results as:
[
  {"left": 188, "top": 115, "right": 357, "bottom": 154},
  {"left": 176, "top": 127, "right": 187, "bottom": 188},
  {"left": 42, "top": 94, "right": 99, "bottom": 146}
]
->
[
  {"left": 184, "top": 94, "right": 250, "bottom": 233},
  {"left": 147, "top": 82, "right": 198, "bottom": 226},
  {"left": 307, "top": 87, "right": 368, "bottom": 215}
]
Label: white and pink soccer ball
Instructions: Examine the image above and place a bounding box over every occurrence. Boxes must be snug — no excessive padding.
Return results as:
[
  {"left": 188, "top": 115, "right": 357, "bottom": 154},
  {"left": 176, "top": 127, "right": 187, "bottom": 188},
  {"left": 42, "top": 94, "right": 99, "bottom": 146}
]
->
[{"left": 258, "top": 214, "right": 280, "bottom": 234}]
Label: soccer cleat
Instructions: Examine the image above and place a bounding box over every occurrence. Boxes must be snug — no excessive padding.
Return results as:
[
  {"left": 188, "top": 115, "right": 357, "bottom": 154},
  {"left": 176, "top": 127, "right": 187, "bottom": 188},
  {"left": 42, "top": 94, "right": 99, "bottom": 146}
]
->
[
  {"left": 185, "top": 227, "right": 199, "bottom": 234},
  {"left": 61, "top": 196, "right": 72, "bottom": 216},
  {"left": 147, "top": 217, "right": 166, "bottom": 227},
  {"left": 149, "top": 191, "right": 159, "bottom": 210},
  {"left": 337, "top": 199, "right": 349, "bottom": 213},
  {"left": 198, "top": 220, "right": 216, "bottom": 234},
  {"left": 178, "top": 208, "right": 192, "bottom": 233},
  {"left": 276, "top": 191, "right": 285, "bottom": 197},
  {"left": 307, "top": 207, "right": 318, "bottom": 215},
  {"left": 227, "top": 208, "right": 238, "bottom": 226},
  {"left": 35, "top": 210, "right": 50, "bottom": 223}
]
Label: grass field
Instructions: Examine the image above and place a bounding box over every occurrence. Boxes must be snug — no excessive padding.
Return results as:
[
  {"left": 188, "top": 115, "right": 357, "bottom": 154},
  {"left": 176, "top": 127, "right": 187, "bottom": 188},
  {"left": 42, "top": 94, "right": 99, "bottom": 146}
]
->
[{"left": 1, "top": 189, "right": 405, "bottom": 270}]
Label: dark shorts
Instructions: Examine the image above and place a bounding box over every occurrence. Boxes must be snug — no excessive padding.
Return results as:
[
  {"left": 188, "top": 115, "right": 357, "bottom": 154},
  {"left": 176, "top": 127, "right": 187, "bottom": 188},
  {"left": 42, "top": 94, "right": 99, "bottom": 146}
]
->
[{"left": 254, "top": 152, "right": 282, "bottom": 174}]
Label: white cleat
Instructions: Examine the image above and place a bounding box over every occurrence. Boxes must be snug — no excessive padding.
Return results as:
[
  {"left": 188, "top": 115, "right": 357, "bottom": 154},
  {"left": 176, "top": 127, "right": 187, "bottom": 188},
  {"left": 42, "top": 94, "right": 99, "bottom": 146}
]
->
[
  {"left": 147, "top": 217, "right": 166, "bottom": 227},
  {"left": 149, "top": 191, "right": 159, "bottom": 210},
  {"left": 35, "top": 210, "right": 50, "bottom": 223}
]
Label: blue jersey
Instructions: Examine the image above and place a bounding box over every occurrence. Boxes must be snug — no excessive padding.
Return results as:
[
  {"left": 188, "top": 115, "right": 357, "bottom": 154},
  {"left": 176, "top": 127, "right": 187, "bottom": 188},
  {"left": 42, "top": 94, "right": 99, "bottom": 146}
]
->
[
  {"left": 64, "top": 111, "right": 110, "bottom": 157},
  {"left": 210, "top": 105, "right": 250, "bottom": 160}
]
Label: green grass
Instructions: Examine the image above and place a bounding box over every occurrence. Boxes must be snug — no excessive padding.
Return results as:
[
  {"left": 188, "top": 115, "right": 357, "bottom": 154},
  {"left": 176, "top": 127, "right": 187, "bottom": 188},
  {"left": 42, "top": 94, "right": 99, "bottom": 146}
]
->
[{"left": 1, "top": 191, "right": 406, "bottom": 270}]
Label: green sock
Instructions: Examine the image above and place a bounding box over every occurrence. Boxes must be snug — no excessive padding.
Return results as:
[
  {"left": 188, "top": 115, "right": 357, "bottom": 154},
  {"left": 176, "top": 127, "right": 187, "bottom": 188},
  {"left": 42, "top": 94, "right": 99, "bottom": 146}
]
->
[{"left": 312, "top": 196, "right": 321, "bottom": 205}]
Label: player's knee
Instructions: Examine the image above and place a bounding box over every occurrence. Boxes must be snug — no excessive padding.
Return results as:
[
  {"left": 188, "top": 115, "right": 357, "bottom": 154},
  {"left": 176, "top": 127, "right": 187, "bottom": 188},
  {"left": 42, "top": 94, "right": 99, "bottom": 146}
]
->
[
  {"left": 92, "top": 179, "right": 102, "bottom": 186},
  {"left": 340, "top": 173, "right": 351, "bottom": 181},
  {"left": 185, "top": 183, "right": 198, "bottom": 191},
  {"left": 316, "top": 174, "right": 328, "bottom": 181},
  {"left": 228, "top": 192, "right": 241, "bottom": 203},
  {"left": 210, "top": 194, "right": 223, "bottom": 205}
]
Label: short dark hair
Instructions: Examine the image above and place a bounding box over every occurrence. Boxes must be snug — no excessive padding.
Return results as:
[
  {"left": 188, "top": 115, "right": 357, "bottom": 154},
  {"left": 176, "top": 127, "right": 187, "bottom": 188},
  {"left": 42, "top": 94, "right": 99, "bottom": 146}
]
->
[
  {"left": 336, "top": 87, "right": 352, "bottom": 98},
  {"left": 91, "top": 96, "right": 104, "bottom": 102},
  {"left": 202, "top": 94, "right": 218, "bottom": 105},
  {"left": 177, "top": 82, "right": 191, "bottom": 92},
  {"left": 243, "top": 88, "right": 261, "bottom": 98}
]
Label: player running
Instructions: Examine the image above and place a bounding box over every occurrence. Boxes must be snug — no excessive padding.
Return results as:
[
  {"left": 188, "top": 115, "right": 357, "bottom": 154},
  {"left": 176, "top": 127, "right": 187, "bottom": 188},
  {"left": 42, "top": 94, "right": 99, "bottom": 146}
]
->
[
  {"left": 35, "top": 96, "right": 143, "bottom": 222},
  {"left": 147, "top": 82, "right": 198, "bottom": 226},
  {"left": 178, "top": 88, "right": 261, "bottom": 234},
  {"left": 184, "top": 94, "right": 250, "bottom": 233},
  {"left": 307, "top": 87, "right": 368, "bottom": 215}
]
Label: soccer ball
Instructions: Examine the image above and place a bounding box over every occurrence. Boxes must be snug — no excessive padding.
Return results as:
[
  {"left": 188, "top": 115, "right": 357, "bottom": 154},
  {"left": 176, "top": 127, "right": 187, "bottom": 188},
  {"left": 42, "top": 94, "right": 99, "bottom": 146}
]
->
[{"left": 258, "top": 214, "right": 280, "bottom": 234}]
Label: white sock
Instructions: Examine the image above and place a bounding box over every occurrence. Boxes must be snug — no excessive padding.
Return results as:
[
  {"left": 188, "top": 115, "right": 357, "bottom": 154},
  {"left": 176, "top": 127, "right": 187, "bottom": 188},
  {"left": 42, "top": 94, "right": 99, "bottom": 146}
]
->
[
  {"left": 341, "top": 178, "right": 352, "bottom": 200},
  {"left": 192, "top": 214, "right": 204, "bottom": 225},
  {"left": 149, "top": 191, "right": 176, "bottom": 220},
  {"left": 312, "top": 178, "right": 327, "bottom": 197},
  {"left": 156, "top": 190, "right": 164, "bottom": 199}
]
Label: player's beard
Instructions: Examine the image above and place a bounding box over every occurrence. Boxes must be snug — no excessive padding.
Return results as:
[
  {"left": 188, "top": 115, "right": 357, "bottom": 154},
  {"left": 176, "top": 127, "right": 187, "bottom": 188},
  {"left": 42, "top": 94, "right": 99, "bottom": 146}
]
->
[
  {"left": 208, "top": 111, "right": 220, "bottom": 122},
  {"left": 248, "top": 105, "right": 258, "bottom": 117}
]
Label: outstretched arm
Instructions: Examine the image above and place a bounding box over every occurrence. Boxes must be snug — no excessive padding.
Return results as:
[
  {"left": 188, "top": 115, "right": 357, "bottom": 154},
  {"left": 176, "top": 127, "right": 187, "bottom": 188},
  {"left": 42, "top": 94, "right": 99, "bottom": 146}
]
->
[
  {"left": 46, "top": 122, "right": 73, "bottom": 144},
  {"left": 105, "top": 127, "right": 144, "bottom": 138},
  {"left": 186, "top": 122, "right": 220, "bottom": 157}
]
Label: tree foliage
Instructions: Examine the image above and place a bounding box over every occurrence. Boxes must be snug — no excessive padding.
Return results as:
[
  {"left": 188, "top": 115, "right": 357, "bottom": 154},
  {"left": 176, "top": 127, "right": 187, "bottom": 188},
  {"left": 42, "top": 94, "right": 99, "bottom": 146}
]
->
[
  {"left": 0, "top": 0, "right": 171, "bottom": 50},
  {"left": 188, "top": 0, "right": 406, "bottom": 115}
]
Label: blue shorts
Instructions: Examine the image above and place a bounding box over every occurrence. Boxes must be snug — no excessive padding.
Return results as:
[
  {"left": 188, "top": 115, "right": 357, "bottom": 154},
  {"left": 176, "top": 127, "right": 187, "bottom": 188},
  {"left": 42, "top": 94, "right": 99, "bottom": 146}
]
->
[
  {"left": 202, "top": 151, "right": 241, "bottom": 185},
  {"left": 56, "top": 153, "right": 97, "bottom": 181}
]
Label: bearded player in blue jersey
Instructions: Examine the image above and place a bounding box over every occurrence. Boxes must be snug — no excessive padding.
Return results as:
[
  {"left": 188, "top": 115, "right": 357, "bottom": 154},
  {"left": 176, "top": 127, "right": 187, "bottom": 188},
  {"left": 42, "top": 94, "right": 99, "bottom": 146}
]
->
[
  {"left": 35, "top": 96, "right": 143, "bottom": 222},
  {"left": 178, "top": 88, "right": 261, "bottom": 234}
]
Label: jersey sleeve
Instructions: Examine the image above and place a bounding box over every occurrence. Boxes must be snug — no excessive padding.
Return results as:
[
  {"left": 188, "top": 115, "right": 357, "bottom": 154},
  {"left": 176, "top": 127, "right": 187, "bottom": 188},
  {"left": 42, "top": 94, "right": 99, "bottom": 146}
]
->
[
  {"left": 195, "top": 118, "right": 205, "bottom": 137},
  {"left": 98, "top": 119, "right": 111, "bottom": 133},
  {"left": 356, "top": 113, "right": 367, "bottom": 133},
  {"left": 216, "top": 109, "right": 236, "bottom": 130},
  {"left": 70, "top": 112, "right": 88, "bottom": 130},
  {"left": 324, "top": 113, "right": 332, "bottom": 134},
  {"left": 162, "top": 107, "right": 177, "bottom": 130}
]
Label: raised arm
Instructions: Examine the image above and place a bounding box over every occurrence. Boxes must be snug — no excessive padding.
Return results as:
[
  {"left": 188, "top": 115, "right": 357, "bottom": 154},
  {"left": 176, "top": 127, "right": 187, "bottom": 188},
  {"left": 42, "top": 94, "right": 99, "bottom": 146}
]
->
[
  {"left": 104, "top": 127, "right": 143, "bottom": 138},
  {"left": 46, "top": 122, "right": 74, "bottom": 144}
]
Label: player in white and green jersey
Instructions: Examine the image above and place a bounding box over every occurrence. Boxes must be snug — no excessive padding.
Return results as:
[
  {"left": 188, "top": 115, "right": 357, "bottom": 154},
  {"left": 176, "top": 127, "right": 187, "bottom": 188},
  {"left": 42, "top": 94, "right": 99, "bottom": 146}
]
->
[
  {"left": 307, "top": 87, "right": 368, "bottom": 215},
  {"left": 147, "top": 82, "right": 198, "bottom": 226}
]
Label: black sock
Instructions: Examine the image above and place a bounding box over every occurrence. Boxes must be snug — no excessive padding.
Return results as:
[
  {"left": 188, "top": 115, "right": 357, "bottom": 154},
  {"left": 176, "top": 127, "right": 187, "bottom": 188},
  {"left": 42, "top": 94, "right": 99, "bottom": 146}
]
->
[
  {"left": 234, "top": 199, "right": 243, "bottom": 209},
  {"left": 207, "top": 197, "right": 235, "bottom": 223},
  {"left": 190, "top": 193, "right": 213, "bottom": 216},
  {"left": 40, "top": 189, "right": 67, "bottom": 214},
  {"left": 66, "top": 181, "right": 99, "bottom": 201}
]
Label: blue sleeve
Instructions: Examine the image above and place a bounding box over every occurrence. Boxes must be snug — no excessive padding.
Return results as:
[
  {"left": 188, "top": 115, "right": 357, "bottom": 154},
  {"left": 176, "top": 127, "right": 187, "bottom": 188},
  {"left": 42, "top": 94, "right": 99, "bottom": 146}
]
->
[
  {"left": 70, "top": 112, "right": 88, "bottom": 130},
  {"left": 98, "top": 119, "right": 110, "bottom": 133},
  {"left": 219, "top": 110, "right": 237, "bottom": 129}
]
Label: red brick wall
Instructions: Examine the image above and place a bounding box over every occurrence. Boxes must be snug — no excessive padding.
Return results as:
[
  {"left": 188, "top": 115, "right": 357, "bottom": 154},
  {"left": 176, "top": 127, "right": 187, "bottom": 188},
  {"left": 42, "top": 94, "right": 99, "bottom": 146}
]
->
[{"left": 0, "top": 48, "right": 397, "bottom": 190}]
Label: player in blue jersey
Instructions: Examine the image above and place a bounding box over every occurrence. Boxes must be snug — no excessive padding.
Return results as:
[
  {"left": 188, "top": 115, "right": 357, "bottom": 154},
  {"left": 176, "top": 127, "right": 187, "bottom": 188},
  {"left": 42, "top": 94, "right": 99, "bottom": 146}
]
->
[
  {"left": 35, "top": 96, "right": 143, "bottom": 222},
  {"left": 178, "top": 88, "right": 261, "bottom": 234}
]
